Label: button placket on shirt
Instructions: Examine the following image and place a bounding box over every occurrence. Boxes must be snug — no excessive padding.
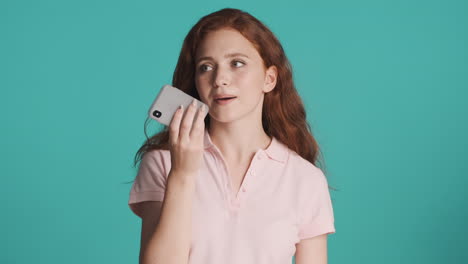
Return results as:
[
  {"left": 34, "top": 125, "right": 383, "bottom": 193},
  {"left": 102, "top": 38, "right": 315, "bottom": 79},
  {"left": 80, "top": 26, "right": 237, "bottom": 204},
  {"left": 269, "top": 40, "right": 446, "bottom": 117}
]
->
[
  {"left": 205, "top": 133, "right": 273, "bottom": 219},
  {"left": 226, "top": 150, "right": 267, "bottom": 214}
]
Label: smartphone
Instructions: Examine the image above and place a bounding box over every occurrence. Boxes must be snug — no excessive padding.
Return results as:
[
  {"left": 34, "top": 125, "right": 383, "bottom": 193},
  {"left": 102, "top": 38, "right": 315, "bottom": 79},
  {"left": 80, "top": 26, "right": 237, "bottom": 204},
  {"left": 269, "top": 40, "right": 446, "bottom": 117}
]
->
[{"left": 148, "top": 84, "right": 209, "bottom": 126}]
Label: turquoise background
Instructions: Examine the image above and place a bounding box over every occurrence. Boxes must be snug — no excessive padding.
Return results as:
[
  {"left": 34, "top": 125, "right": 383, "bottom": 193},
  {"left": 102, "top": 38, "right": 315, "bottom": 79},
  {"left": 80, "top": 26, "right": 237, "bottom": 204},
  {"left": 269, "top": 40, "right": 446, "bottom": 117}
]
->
[{"left": 2, "top": 0, "right": 467, "bottom": 263}]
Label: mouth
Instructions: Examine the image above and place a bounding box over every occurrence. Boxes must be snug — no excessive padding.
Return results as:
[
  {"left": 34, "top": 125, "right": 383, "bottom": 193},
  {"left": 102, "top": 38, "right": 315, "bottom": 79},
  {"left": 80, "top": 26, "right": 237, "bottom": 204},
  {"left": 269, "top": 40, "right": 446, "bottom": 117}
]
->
[
  {"left": 215, "top": 96, "right": 236, "bottom": 101},
  {"left": 214, "top": 96, "right": 237, "bottom": 105}
]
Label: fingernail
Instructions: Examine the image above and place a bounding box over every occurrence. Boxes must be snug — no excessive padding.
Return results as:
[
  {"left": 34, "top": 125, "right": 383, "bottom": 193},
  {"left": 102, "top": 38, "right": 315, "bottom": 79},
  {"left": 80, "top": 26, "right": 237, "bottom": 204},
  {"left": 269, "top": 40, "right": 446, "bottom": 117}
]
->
[
  {"left": 179, "top": 104, "right": 183, "bottom": 111},
  {"left": 200, "top": 104, "right": 204, "bottom": 112},
  {"left": 192, "top": 99, "right": 197, "bottom": 106}
]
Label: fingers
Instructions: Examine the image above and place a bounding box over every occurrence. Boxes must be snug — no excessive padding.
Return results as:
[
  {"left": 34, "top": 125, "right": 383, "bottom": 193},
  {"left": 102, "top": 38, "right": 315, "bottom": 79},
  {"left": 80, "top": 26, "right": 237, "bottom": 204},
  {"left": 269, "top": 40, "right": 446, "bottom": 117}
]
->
[
  {"left": 169, "top": 99, "right": 208, "bottom": 146},
  {"left": 190, "top": 103, "right": 207, "bottom": 139},
  {"left": 169, "top": 104, "right": 184, "bottom": 146},
  {"left": 178, "top": 99, "right": 198, "bottom": 142}
]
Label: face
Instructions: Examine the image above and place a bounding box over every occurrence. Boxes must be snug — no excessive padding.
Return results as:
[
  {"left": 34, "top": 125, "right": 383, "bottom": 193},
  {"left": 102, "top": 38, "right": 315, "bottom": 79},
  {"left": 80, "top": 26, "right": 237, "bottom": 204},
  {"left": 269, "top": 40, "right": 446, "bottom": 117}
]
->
[{"left": 194, "top": 28, "right": 277, "bottom": 124}]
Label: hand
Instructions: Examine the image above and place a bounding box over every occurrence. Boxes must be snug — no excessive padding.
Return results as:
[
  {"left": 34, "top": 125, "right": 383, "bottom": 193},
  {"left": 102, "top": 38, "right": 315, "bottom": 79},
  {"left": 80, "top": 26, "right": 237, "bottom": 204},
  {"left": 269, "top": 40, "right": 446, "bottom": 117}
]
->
[{"left": 168, "top": 99, "right": 208, "bottom": 179}]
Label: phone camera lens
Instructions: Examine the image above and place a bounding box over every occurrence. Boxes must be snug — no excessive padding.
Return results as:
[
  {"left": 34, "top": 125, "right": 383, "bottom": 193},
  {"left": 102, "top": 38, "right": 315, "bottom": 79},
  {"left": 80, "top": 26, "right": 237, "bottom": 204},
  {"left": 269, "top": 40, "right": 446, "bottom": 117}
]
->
[{"left": 153, "top": 110, "right": 162, "bottom": 118}]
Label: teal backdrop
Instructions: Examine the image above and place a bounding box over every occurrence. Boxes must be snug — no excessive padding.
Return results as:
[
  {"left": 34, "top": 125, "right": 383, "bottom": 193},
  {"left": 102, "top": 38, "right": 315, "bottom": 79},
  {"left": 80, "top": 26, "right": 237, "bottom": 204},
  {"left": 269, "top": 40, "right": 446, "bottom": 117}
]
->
[{"left": 2, "top": 0, "right": 467, "bottom": 263}]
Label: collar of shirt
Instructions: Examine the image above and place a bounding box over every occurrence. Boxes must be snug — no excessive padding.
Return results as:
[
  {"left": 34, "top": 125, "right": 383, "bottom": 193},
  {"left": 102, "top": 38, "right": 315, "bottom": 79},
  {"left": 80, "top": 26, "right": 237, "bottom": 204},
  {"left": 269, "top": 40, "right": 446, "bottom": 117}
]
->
[{"left": 203, "top": 129, "right": 288, "bottom": 163}]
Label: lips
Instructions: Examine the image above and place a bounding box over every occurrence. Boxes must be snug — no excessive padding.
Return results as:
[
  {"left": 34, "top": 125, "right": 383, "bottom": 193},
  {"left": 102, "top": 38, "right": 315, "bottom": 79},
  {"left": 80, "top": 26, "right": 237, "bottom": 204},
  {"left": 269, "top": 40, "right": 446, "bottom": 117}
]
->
[
  {"left": 214, "top": 96, "right": 237, "bottom": 105},
  {"left": 214, "top": 94, "right": 237, "bottom": 101},
  {"left": 214, "top": 93, "right": 236, "bottom": 100},
  {"left": 215, "top": 96, "right": 236, "bottom": 101}
]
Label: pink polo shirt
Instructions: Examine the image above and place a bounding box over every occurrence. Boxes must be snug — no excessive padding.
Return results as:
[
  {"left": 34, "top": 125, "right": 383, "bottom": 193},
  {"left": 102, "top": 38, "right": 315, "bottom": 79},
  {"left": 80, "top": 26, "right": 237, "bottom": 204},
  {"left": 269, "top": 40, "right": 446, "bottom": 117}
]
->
[{"left": 128, "top": 129, "right": 336, "bottom": 264}]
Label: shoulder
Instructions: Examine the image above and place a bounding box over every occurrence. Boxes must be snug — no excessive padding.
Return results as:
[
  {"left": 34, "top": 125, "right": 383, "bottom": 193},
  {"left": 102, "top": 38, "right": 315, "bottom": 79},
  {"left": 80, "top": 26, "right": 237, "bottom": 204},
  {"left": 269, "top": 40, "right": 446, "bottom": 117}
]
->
[
  {"left": 287, "top": 150, "right": 328, "bottom": 188},
  {"left": 287, "top": 150, "right": 323, "bottom": 177},
  {"left": 138, "top": 149, "right": 172, "bottom": 175},
  {"left": 142, "top": 148, "right": 170, "bottom": 159},
  {"left": 140, "top": 149, "right": 171, "bottom": 165}
]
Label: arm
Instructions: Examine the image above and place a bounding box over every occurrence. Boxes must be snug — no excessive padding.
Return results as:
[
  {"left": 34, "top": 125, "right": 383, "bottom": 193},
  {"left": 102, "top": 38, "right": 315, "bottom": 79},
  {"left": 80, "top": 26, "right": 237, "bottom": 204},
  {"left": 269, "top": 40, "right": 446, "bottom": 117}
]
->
[
  {"left": 138, "top": 171, "right": 196, "bottom": 264},
  {"left": 133, "top": 99, "right": 206, "bottom": 264},
  {"left": 138, "top": 201, "right": 162, "bottom": 264},
  {"left": 295, "top": 234, "right": 328, "bottom": 264}
]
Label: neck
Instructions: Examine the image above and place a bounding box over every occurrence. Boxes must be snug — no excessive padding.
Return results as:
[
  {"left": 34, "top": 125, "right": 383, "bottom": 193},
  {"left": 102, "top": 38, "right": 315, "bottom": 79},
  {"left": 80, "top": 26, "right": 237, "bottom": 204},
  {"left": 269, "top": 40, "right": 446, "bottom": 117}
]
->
[{"left": 208, "top": 121, "right": 271, "bottom": 163}]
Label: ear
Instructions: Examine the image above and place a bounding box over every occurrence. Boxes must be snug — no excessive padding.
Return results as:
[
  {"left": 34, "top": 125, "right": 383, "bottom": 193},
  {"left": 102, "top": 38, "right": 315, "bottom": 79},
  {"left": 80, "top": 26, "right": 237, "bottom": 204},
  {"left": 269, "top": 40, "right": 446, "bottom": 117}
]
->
[{"left": 263, "top": 65, "right": 278, "bottom": 93}]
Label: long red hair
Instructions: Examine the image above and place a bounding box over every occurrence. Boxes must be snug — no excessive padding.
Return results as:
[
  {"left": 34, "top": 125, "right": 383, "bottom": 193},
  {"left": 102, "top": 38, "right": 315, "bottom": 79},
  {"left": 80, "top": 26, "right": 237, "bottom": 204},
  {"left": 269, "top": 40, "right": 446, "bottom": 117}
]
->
[{"left": 132, "top": 8, "right": 335, "bottom": 190}]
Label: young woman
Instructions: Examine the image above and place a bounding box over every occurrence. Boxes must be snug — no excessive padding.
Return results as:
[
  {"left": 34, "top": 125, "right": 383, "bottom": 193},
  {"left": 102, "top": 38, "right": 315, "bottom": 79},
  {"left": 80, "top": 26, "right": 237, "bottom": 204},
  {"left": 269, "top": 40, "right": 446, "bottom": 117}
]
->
[{"left": 128, "top": 8, "right": 336, "bottom": 264}]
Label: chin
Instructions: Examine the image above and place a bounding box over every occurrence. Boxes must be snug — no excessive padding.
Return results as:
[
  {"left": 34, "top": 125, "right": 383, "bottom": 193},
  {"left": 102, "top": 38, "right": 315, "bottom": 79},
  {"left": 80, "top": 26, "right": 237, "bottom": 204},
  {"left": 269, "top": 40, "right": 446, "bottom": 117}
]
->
[
  {"left": 210, "top": 108, "right": 256, "bottom": 124},
  {"left": 209, "top": 115, "right": 238, "bottom": 124}
]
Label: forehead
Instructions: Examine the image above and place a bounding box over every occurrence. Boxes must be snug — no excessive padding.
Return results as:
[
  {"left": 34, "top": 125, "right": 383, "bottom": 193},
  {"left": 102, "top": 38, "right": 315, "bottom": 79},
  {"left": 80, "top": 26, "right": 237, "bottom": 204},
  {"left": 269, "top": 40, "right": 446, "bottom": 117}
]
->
[{"left": 196, "top": 28, "right": 260, "bottom": 59}]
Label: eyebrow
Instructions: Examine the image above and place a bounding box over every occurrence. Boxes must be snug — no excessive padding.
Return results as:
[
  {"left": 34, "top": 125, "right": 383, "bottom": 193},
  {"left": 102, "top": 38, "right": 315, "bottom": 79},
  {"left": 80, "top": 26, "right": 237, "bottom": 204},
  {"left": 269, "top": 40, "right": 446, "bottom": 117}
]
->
[{"left": 195, "top": 53, "right": 249, "bottom": 64}]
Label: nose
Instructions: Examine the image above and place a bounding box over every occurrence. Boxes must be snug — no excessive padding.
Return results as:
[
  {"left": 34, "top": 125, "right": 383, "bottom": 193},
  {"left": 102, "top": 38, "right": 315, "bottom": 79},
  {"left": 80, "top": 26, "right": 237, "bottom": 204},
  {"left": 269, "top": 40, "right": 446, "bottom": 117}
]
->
[{"left": 212, "top": 66, "right": 230, "bottom": 88}]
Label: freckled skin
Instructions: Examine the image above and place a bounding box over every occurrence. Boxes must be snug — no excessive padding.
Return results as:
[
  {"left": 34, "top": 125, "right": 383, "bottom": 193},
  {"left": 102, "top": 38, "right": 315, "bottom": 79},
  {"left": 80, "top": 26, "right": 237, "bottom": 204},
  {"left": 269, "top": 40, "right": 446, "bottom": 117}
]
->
[{"left": 194, "top": 28, "right": 276, "bottom": 124}]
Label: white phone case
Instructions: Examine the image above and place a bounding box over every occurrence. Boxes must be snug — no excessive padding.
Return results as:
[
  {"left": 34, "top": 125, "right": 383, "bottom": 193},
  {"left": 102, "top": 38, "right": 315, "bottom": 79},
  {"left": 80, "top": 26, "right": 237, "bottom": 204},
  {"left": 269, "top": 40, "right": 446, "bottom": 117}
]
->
[{"left": 148, "top": 84, "right": 209, "bottom": 126}]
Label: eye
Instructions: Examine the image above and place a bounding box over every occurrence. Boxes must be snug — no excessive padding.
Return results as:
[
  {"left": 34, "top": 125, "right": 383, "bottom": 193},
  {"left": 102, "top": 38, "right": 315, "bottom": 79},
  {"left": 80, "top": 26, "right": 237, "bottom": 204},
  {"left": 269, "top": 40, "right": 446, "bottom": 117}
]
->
[
  {"left": 232, "top": 60, "right": 245, "bottom": 67},
  {"left": 199, "top": 64, "right": 213, "bottom": 72}
]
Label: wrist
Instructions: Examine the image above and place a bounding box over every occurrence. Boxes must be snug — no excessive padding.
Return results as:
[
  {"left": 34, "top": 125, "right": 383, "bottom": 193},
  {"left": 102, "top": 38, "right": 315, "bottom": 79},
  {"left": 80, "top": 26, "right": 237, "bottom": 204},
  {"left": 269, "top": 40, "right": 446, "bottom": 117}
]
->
[{"left": 168, "top": 170, "right": 197, "bottom": 186}]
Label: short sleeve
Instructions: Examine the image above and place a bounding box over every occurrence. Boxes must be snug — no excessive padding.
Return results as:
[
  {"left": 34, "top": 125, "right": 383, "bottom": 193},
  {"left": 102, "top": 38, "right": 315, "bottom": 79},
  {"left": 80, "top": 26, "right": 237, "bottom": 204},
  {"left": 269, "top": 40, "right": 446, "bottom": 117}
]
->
[
  {"left": 128, "top": 149, "right": 169, "bottom": 218},
  {"left": 297, "top": 168, "right": 336, "bottom": 240}
]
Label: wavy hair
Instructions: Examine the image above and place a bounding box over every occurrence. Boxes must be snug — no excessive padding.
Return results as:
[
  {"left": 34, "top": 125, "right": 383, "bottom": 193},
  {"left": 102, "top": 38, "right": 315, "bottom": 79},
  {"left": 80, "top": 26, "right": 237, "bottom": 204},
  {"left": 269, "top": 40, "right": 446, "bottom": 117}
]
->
[{"left": 131, "top": 8, "right": 335, "bottom": 190}]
